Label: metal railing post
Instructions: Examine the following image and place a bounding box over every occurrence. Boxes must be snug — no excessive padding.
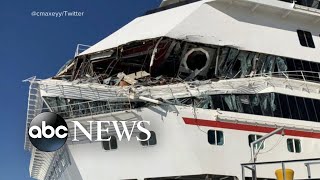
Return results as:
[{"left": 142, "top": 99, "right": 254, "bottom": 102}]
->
[
  {"left": 306, "top": 164, "right": 311, "bottom": 179},
  {"left": 301, "top": 71, "right": 306, "bottom": 82},
  {"left": 282, "top": 162, "right": 286, "bottom": 180},
  {"left": 252, "top": 165, "right": 257, "bottom": 180},
  {"left": 241, "top": 165, "right": 245, "bottom": 180},
  {"left": 304, "top": 161, "right": 320, "bottom": 179},
  {"left": 107, "top": 101, "right": 112, "bottom": 112},
  {"left": 88, "top": 102, "right": 92, "bottom": 116},
  {"left": 241, "top": 158, "right": 320, "bottom": 180}
]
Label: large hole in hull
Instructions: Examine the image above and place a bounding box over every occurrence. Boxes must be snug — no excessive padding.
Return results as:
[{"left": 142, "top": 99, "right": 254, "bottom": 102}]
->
[{"left": 186, "top": 51, "right": 207, "bottom": 71}]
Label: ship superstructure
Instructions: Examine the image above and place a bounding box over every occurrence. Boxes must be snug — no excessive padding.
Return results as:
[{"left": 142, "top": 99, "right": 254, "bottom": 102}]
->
[{"left": 25, "top": 0, "right": 320, "bottom": 179}]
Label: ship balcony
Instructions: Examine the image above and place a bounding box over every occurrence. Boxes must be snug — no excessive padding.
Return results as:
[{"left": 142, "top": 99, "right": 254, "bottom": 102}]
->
[{"left": 42, "top": 99, "right": 135, "bottom": 120}]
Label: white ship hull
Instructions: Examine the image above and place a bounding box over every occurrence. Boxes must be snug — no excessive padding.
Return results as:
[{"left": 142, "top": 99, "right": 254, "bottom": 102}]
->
[
  {"left": 54, "top": 105, "right": 320, "bottom": 180},
  {"left": 24, "top": 0, "right": 320, "bottom": 179}
]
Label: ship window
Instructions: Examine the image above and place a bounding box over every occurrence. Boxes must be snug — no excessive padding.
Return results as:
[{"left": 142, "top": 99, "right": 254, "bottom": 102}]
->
[
  {"left": 287, "top": 96, "right": 300, "bottom": 120},
  {"left": 219, "top": 48, "right": 239, "bottom": 78},
  {"left": 239, "top": 95, "right": 253, "bottom": 114},
  {"left": 296, "top": 97, "right": 309, "bottom": 120},
  {"left": 313, "top": 99, "right": 320, "bottom": 122},
  {"left": 239, "top": 51, "right": 253, "bottom": 77},
  {"left": 102, "top": 136, "right": 117, "bottom": 150},
  {"left": 258, "top": 94, "right": 273, "bottom": 116},
  {"left": 208, "top": 130, "right": 224, "bottom": 145},
  {"left": 211, "top": 95, "right": 224, "bottom": 110},
  {"left": 297, "top": 30, "right": 315, "bottom": 48},
  {"left": 287, "top": 139, "right": 301, "bottom": 153},
  {"left": 309, "top": 61, "right": 320, "bottom": 82},
  {"left": 277, "top": 94, "right": 290, "bottom": 118},
  {"left": 285, "top": 58, "right": 298, "bottom": 77},
  {"left": 250, "top": 95, "right": 263, "bottom": 115},
  {"left": 262, "top": 55, "right": 275, "bottom": 74},
  {"left": 271, "top": 93, "right": 282, "bottom": 118},
  {"left": 205, "top": 93, "right": 320, "bottom": 122},
  {"left": 275, "top": 57, "right": 288, "bottom": 77},
  {"left": 248, "top": 134, "right": 264, "bottom": 149},
  {"left": 304, "top": 98, "right": 318, "bottom": 122},
  {"left": 139, "top": 131, "right": 157, "bottom": 146}
]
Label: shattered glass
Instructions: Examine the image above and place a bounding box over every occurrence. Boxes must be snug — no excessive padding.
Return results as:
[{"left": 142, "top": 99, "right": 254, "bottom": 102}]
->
[
  {"left": 219, "top": 48, "right": 239, "bottom": 78},
  {"left": 238, "top": 51, "right": 251, "bottom": 77},
  {"left": 262, "top": 55, "right": 275, "bottom": 74}
]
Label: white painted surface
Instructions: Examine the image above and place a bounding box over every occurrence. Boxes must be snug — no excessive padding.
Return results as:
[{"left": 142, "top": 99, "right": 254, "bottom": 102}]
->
[
  {"left": 65, "top": 106, "right": 320, "bottom": 180},
  {"left": 80, "top": 0, "right": 320, "bottom": 63}
]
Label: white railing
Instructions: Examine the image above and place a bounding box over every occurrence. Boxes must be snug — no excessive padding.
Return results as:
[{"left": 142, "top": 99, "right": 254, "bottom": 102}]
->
[
  {"left": 42, "top": 100, "right": 132, "bottom": 119},
  {"left": 241, "top": 158, "right": 320, "bottom": 180},
  {"left": 246, "top": 70, "right": 320, "bottom": 83},
  {"left": 74, "top": 44, "right": 91, "bottom": 57},
  {"left": 23, "top": 77, "right": 43, "bottom": 151}
]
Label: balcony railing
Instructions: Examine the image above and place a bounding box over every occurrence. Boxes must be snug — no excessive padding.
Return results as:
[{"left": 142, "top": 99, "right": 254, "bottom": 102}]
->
[
  {"left": 43, "top": 100, "right": 132, "bottom": 119},
  {"left": 246, "top": 70, "right": 320, "bottom": 84}
]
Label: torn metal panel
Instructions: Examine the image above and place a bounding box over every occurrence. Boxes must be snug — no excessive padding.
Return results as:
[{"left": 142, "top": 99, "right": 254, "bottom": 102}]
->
[
  {"left": 117, "top": 72, "right": 137, "bottom": 85},
  {"left": 90, "top": 50, "right": 114, "bottom": 61},
  {"left": 117, "top": 71, "right": 151, "bottom": 86},
  {"left": 127, "top": 71, "right": 150, "bottom": 80}
]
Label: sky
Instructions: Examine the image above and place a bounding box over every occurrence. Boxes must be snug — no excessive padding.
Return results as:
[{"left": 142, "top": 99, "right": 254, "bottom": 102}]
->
[{"left": 0, "top": 0, "right": 160, "bottom": 179}]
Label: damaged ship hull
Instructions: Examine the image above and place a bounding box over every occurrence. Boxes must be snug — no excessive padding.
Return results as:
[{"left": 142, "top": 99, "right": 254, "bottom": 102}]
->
[{"left": 24, "top": 0, "right": 320, "bottom": 179}]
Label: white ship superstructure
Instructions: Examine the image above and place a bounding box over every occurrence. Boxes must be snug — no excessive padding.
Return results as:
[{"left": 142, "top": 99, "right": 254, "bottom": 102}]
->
[{"left": 24, "top": 0, "right": 320, "bottom": 179}]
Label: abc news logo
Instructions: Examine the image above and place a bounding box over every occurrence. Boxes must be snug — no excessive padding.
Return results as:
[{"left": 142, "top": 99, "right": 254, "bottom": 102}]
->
[{"left": 28, "top": 112, "right": 151, "bottom": 152}]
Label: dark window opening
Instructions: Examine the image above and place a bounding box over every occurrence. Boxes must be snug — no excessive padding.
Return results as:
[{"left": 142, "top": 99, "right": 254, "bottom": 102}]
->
[
  {"left": 287, "top": 139, "right": 301, "bottom": 153},
  {"left": 102, "top": 136, "right": 118, "bottom": 150},
  {"left": 248, "top": 134, "right": 264, "bottom": 149},
  {"left": 297, "top": 30, "right": 315, "bottom": 48},
  {"left": 139, "top": 131, "right": 157, "bottom": 146},
  {"left": 287, "top": 96, "right": 300, "bottom": 120},
  {"left": 296, "top": 97, "right": 309, "bottom": 121},
  {"left": 208, "top": 93, "right": 320, "bottom": 123},
  {"left": 208, "top": 130, "right": 224, "bottom": 145},
  {"left": 186, "top": 51, "right": 207, "bottom": 70}
]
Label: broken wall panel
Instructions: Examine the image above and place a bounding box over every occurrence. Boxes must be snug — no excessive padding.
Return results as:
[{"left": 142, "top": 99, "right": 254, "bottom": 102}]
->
[{"left": 55, "top": 38, "right": 320, "bottom": 86}]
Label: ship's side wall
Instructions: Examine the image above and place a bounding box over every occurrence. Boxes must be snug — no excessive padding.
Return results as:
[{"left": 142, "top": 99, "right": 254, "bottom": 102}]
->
[
  {"left": 57, "top": 152, "right": 83, "bottom": 180},
  {"left": 169, "top": 0, "right": 320, "bottom": 62},
  {"left": 80, "top": 0, "right": 320, "bottom": 63},
  {"left": 65, "top": 106, "right": 320, "bottom": 180}
]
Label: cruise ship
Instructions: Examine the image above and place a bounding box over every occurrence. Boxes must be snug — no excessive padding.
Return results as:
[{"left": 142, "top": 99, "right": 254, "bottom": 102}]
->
[{"left": 24, "top": 0, "right": 320, "bottom": 179}]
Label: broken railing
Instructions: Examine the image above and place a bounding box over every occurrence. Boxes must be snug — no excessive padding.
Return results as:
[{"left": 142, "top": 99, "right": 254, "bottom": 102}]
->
[
  {"left": 42, "top": 100, "right": 132, "bottom": 119},
  {"left": 246, "top": 70, "right": 320, "bottom": 83},
  {"left": 74, "top": 44, "right": 91, "bottom": 57}
]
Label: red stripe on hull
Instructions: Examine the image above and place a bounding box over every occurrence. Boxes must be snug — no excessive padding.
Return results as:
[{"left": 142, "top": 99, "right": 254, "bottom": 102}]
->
[{"left": 183, "top": 117, "right": 320, "bottom": 139}]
